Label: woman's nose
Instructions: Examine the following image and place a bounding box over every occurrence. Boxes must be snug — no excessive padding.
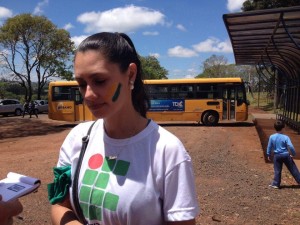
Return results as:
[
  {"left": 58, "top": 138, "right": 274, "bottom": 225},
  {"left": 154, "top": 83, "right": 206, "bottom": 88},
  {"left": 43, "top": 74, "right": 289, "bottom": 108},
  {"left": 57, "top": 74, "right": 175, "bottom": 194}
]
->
[{"left": 84, "top": 85, "right": 97, "bottom": 100}]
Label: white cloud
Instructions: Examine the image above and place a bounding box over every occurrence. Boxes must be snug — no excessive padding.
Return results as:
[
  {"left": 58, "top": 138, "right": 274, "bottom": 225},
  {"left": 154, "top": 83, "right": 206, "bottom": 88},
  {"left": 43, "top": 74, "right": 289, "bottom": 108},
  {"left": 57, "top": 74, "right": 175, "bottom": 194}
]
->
[
  {"left": 176, "top": 24, "right": 186, "bottom": 32},
  {"left": 227, "top": 0, "right": 246, "bottom": 12},
  {"left": 168, "top": 68, "right": 197, "bottom": 79},
  {"left": 63, "top": 23, "right": 74, "bottom": 31},
  {"left": 168, "top": 46, "right": 198, "bottom": 58},
  {"left": 143, "top": 31, "right": 159, "bottom": 36},
  {"left": 184, "top": 74, "right": 195, "bottom": 79},
  {"left": 77, "top": 5, "right": 165, "bottom": 33},
  {"left": 0, "top": 7, "right": 13, "bottom": 19},
  {"left": 33, "top": 0, "right": 49, "bottom": 15},
  {"left": 71, "top": 35, "right": 89, "bottom": 47},
  {"left": 193, "top": 38, "right": 233, "bottom": 53},
  {"left": 149, "top": 53, "right": 160, "bottom": 58}
]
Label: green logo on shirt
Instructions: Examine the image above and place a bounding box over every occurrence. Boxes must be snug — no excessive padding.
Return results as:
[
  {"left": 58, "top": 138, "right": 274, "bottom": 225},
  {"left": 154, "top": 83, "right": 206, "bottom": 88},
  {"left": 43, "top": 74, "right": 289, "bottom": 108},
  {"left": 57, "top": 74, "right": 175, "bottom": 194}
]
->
[{"left": 79, "top": 154, "right": 130, "bottom": 221}]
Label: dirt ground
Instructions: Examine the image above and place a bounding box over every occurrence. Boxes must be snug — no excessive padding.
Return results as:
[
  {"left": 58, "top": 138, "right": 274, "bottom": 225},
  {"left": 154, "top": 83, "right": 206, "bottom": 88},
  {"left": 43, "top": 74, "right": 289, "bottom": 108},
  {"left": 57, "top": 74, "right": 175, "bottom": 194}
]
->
[{"left": 0, "top": 109, "right": 300, "bottom": 225}]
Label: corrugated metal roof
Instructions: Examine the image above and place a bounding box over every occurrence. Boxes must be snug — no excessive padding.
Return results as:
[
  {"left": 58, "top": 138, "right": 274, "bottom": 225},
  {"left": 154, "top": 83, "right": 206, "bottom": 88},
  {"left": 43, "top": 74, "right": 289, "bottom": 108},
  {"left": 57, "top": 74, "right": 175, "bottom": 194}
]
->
[{"left": 223, "top": 6, "right": 300, "bottom": 80}]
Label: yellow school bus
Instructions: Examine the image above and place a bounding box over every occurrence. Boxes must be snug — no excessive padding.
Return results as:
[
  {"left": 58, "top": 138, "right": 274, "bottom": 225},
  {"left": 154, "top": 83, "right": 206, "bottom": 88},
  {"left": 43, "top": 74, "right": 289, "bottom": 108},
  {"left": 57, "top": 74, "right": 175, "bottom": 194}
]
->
[
  {"left": 48, "top": 78, "right": 249, "bottom": 125},
  {"left": 48, "top": 81, "right": 95, "bottom": 122}
]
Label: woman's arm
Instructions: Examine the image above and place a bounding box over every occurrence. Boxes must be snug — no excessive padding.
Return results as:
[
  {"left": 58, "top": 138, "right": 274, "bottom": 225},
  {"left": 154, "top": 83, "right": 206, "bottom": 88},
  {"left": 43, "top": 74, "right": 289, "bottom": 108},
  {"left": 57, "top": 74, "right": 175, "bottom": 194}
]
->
[{"left": 51, "top": 195, "right": 82, "bottom": 225}]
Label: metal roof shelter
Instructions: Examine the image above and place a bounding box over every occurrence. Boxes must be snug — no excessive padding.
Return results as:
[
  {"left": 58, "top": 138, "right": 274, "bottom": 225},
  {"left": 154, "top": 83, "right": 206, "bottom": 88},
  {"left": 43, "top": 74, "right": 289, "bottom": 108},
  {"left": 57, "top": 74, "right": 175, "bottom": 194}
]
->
[{"left": 223, "top": 6, "right": 300, "bottom": 132}]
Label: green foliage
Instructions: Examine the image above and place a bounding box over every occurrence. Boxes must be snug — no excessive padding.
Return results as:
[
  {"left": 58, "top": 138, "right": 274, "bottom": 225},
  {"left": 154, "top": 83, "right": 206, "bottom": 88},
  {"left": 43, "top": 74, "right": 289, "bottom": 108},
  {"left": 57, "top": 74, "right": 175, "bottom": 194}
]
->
[
  {"left": 0, "top": 80, "right": 25, "bottom": 100},
  {"left": 0, "top": 80, "right": 48, "bottom": 102},
  {"left": 196, "top": 55, "right": 228, "bottom": 78},
  {"left": 140, "top": 55, "right": 168, "bottom": 79},
  {"left": 242, "top": 0, "right": 300, "bottom": 11},
  {"left": 196, "top": 55, "right": 257, "bottom": 80},
  {"left": 0, "top": 82, "right": 8, "bottom": 99}
]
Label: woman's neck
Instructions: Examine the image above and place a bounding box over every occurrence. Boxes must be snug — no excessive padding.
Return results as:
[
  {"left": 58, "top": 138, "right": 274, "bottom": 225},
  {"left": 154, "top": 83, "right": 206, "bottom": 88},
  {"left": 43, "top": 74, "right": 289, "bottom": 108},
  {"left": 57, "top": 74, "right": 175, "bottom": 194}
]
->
[{"left": 104, "top": 111, "right": 148, "bottom": 139}]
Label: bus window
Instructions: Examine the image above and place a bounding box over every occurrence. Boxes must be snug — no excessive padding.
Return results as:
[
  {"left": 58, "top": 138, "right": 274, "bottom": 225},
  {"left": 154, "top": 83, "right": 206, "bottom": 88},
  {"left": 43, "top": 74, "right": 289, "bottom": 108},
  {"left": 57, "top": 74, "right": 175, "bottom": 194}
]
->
[
  {"left": 237, "top": 85, "right": 245, "bottom": 106},
  {"left": 73, "top": 87, "right": 83, "bottom": 104},
  {"left": 170, "top": 84, "right": 194, "bottom": 99},
  {"left": 53, "top": 86, "right": 73, "bottom": 101},
  {"left": 147, "top": 85, "right": 169, "bottom": 99},
  {"left": 196, "top": 84, "right": 218, "bottom": 99}
]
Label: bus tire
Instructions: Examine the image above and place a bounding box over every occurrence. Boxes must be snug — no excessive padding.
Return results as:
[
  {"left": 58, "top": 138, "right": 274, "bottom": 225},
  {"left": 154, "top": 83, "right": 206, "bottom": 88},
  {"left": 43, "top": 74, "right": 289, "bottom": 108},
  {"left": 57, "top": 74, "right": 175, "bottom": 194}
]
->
[{"left": 203, "top": 111, "right": 219, "bottom": 126}]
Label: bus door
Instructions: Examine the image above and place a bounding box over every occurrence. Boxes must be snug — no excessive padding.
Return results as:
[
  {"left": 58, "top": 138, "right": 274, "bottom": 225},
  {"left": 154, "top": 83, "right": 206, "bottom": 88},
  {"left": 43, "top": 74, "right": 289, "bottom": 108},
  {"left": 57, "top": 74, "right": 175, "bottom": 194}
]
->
[
  {"left": 72, "top": 87, "right": 84, "bottom": 121},
  {"left": 222, "top": 87, "right": 236, "bottom": 120},
  {"left": 72, "top": 87, "right": 95, "bottom": 121}
]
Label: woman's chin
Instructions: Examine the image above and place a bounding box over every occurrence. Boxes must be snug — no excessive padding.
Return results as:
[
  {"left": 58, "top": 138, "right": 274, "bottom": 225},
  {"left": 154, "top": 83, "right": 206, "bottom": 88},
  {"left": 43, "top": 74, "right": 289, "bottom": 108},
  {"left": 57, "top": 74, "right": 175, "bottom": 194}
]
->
[{"left": 91, "top": 110, "right": 105, "bottom": 119}]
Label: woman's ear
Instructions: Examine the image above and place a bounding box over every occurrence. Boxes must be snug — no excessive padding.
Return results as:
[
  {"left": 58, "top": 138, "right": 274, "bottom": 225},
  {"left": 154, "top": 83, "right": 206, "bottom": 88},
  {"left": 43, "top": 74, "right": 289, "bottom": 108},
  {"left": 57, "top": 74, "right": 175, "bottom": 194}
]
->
[{"left": 128, "top": 63, "right": 137, "bottom": 84}]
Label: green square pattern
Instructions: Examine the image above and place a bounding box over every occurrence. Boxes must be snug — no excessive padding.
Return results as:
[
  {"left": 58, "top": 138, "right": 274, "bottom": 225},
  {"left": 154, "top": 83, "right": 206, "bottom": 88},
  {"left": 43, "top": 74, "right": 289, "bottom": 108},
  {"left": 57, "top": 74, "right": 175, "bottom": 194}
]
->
[
  {"left": 90, "top": 188, "right": 105, "bottom": 206},
  {"left": 82, "top": 169, "right": 98, "bottom": 185},
  {"left": 80, "top": 202, "right": 89, "bottom": 219},
  {"left": 102, "top": 157, "right": 116, "bottom": 172},
  {"left": 78, "top": 157, "right": 131, "bottom": 222},
  {"left": 79, "top": 185, "right": 92, "bottom": 203},
  {"left": 113, "top": 160, "right": 130, "bottom": 176},
  {"left": 89, "top": 205, "right": 102, "bottom": 221},
  {"left": 95, "top": 172, "right": 110, "bottom": 189},
  {"left": 103, "top": 192, "right": 119, "bottom": 211}
]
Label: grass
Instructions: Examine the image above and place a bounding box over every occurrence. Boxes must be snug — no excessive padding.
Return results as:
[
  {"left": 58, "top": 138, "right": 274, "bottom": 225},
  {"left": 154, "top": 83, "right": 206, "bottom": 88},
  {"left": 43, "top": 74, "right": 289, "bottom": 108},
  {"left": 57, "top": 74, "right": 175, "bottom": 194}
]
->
[{"left": 247, "top": 92, "right": 275, "bottom": 113}]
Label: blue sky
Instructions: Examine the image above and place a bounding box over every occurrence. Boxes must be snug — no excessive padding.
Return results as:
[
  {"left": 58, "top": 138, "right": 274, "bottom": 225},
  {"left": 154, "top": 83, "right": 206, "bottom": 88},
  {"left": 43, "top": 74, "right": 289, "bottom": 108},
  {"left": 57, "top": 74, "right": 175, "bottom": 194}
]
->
[{"left": 0, "top": 0, "right": 246, "bottom": 79}]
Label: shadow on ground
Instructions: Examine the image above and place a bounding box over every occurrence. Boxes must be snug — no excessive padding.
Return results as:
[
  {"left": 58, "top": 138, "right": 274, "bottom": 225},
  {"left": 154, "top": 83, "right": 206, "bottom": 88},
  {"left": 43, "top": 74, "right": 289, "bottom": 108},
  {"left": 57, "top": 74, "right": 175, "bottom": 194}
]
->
[
  {"left": 159, "top": 122, "right": 254, "bottom": 127},
  {"left": 0, "top": 116, "right": 76, "bottom": 139}
]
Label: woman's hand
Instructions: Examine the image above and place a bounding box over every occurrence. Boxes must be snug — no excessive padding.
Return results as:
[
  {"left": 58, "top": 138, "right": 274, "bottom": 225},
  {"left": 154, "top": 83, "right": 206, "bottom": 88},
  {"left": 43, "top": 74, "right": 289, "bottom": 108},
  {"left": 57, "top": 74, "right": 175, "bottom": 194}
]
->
[{"left": 0, "top": 195, "right": 23, "bottom": 225}]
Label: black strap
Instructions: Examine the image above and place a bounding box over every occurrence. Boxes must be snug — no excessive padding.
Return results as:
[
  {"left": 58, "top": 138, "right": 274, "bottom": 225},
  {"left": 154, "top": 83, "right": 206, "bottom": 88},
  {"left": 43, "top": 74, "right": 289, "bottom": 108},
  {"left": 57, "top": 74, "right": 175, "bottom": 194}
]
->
[{"left": 72, "top": 121, "right": 96, "bottom": 224}]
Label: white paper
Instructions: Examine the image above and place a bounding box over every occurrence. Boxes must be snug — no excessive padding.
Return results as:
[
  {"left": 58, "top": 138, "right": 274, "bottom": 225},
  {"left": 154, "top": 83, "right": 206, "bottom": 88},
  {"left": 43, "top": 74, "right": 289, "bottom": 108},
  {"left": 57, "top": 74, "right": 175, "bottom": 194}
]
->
[{"left": 0, "top": 172, "right": 40, "bottom": 202}]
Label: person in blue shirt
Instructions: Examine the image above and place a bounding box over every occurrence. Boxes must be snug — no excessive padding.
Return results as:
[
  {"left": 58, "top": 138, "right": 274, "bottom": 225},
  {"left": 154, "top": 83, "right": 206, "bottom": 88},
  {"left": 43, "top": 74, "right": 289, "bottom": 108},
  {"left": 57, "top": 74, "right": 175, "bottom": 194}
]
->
[{"left": 267, "top": 120, "right": 300, "bottom": 189}]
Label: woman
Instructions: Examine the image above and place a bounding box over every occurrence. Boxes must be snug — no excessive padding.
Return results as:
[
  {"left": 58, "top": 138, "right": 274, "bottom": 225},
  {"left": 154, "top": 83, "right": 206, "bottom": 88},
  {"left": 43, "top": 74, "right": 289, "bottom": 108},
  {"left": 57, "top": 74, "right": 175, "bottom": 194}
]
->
[{"left": 49, "top": 32, "right": 199, "bottom": 225}]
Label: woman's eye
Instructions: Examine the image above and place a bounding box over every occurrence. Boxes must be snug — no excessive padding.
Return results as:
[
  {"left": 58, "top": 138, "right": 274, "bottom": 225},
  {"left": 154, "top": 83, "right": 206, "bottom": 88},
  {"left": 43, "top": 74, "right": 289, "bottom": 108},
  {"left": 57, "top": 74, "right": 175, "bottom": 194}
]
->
[{"left": 94, "top": 80, "right": 105, "bottom": 85}]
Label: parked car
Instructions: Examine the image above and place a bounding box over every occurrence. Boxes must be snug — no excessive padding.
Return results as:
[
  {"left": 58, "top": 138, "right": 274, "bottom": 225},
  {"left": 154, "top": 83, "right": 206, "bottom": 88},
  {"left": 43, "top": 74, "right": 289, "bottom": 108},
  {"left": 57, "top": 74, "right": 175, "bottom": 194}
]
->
[
  {"left": 33, "top": 100, "right": 48, "bottom": 114},
  {"left": 0, "top": 99, "right": 23, "bottom": 116}
]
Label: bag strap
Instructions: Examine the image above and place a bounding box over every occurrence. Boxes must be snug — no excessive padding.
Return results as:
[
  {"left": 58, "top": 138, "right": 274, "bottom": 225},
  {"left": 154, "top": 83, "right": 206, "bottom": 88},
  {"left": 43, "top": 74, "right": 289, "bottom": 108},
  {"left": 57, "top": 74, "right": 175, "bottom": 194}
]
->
[{"left": 72, "top": 121, "right": 96, "bottom": 224}]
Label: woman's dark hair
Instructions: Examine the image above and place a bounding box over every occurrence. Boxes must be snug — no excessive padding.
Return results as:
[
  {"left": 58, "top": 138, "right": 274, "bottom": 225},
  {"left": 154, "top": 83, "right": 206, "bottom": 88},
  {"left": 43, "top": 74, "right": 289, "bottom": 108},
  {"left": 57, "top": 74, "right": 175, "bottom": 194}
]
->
[{"left": 75, "top": 32, "right": 149, "bottom": 118}]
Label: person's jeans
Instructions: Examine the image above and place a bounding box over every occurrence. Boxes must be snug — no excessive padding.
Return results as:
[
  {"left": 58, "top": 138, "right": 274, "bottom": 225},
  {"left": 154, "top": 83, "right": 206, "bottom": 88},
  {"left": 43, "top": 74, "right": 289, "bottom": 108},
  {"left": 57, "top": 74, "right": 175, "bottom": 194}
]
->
[{"left": 272, "top": 154, "right": 300, "bottom": 187}]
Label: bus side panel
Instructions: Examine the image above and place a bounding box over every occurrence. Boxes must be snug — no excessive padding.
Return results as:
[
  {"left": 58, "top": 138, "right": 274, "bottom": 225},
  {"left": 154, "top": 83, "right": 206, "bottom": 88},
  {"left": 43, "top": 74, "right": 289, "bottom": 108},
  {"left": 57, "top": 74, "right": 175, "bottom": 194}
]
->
[
  {"left": 235, "top": 103, "right": 248, "bottom": 121},
  {"left": 147, "top": 100, "right": 222, "bottom": 122},
  {"left": 75, "top": 104, "right": 84, "bottom": 121},
  {"left": 146, "top": 112, "right": 162, "bottom": 121},
  {"left": 186, "top": 99, "right": 222, "bottom": 122},
  {"left": 48, "top": 101, "right": 75, "bottom": 122},
  {"left": 73, "top": 103, "right": 95, "bottom": 121},
  {"left": 84, "top": 104, "right": 95, "bottom": 121}
]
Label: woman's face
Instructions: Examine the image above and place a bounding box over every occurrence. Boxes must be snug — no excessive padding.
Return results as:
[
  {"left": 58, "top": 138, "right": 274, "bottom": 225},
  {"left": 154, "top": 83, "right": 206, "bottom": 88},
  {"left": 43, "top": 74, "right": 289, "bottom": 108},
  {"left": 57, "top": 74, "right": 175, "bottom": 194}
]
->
[{"left": 74, "top": 50, "right": 136, "bottom": 119}]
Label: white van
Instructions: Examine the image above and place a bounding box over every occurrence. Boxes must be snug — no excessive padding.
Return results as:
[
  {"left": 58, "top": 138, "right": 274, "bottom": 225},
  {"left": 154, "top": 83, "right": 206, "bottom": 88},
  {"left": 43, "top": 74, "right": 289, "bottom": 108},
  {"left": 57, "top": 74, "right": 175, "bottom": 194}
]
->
[
  {"left": 0, "top": 99, "right": 23, "bottom": 116},
  {"left": 34, "top": 100, "right": 48, "bottom": 114}
]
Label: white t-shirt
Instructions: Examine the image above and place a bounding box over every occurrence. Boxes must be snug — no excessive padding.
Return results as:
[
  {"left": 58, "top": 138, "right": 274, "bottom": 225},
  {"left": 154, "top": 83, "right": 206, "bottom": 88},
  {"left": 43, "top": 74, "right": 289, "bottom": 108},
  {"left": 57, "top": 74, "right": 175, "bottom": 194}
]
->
[{"left": 57, "top": 119, "right": 199, "bottom": 225}]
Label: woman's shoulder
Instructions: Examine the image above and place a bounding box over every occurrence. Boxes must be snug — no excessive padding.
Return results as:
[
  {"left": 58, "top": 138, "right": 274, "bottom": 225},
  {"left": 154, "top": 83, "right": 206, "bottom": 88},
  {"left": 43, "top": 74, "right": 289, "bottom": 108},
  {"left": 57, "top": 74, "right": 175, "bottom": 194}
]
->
[{"left": 150, "top": 122, "right": 189, "bottom": 156}]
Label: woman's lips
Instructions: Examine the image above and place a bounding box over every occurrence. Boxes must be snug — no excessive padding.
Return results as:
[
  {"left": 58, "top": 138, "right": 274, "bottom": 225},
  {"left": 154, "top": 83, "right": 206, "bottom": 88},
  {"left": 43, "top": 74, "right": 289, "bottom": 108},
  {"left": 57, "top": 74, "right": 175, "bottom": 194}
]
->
[{"left": 86, "top": 102, "right": 105, "bottom": 110}]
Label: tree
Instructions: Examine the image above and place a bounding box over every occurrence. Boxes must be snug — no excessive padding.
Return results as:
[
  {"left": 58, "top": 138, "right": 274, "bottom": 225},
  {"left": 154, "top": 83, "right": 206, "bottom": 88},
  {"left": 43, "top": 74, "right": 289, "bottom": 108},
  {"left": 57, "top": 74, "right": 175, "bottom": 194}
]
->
[
  {"left": 195, "top": 55, "right": 258, "bottom": 92},
  {"left": 0, "top": 14, "right": 74, "bottom": 101},
  {"left": 140, "top": 55, "right": 168, "bottom": 79},
  {"left": 197, "top": 55, "right": 228, "bottom": 78},
  {"left": 242, "top": 0, "right": 300, "bottom": 11}
]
